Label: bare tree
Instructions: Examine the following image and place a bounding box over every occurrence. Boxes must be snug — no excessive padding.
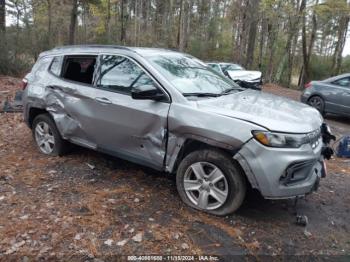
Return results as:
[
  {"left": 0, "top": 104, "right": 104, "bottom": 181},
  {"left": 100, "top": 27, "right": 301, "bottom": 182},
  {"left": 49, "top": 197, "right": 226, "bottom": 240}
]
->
[
  {"left": 120, "top": 0, "right": 126, "bottom": 43},
  {"left": 0, "top": 0, "right": 5, "bottom": 34},
  {"left": 47, "top": 0, "right": 52, "bottom": 47},
  {"left": 299, "top": 0, "right": 318, "bottom": 88},
  {"left": 68, "top": 0, "right": 79, "bottom": 44},
  {"left": 245, "top": 0, "right": 260, "bottom": 68},
  {"left": 332, "top": 1, "right": 349, "bottom": 75},
  {"left": 0, "top": 0, "right": 6, "bottom": 73}
]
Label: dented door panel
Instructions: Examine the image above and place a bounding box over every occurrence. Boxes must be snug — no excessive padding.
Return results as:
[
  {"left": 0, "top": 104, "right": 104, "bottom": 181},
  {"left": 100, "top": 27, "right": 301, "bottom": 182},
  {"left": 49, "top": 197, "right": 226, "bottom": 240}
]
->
[
  {"left": 44, "top": 75, "right": 99, "bottom": 149},
  {"left": 91, "top": 88, "right": 170, "bottom": 170}
]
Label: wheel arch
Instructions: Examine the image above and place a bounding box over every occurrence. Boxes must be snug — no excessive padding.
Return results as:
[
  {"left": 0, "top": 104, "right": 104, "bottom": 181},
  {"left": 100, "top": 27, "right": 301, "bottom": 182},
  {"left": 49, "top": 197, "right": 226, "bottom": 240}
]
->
[
  {"left": 307, "top": 93, "right": 326, "bottom": 102},
  {"left": 28, "top": 107, "right": 49, "bottom": 128},
  {"left": 167, "top": 136, "right": 243, "bottom": 174}
]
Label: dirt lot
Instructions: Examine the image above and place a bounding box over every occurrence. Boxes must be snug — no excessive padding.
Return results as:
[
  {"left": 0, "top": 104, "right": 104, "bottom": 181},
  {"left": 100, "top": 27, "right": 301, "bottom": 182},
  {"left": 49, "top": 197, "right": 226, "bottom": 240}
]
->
[{"left": 0, "top": 77, "right": 349, "bottom": 260}]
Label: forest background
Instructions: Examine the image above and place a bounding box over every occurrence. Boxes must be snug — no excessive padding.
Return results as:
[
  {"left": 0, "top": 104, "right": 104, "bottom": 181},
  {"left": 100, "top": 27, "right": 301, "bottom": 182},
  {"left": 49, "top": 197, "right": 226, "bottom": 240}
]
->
[{"left": 0, "top": 0, "right": 350, "bottom": 88}]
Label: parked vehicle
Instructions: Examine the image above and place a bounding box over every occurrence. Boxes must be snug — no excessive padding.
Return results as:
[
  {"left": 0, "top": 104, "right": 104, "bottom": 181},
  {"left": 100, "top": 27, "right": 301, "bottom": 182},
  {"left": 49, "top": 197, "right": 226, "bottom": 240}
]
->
[
  {"left": 301, "top": 73, "right": 350, "bottom": 116},
  {"left": 22, "top": 45, "right": 333, "bottom": 215},
  {"left": 207, "top": 62, "right": 263, "bottom": 90}
]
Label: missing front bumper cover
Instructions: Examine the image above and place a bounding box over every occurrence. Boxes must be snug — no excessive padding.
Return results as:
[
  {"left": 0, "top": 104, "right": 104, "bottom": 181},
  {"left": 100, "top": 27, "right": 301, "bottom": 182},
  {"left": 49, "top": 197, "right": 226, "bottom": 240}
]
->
[{"left": 281, "top": 160, "right": 317, "bottom": 186}]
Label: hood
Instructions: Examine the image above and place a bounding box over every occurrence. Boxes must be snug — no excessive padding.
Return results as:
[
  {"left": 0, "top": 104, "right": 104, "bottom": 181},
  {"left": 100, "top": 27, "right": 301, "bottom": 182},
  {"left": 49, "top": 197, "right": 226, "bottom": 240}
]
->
[
  {"left": 196, "top": 89, "right": 323, "bottom": 133},
  {"left": 227, "top": 70, "right": 262, "bottom": 81}
]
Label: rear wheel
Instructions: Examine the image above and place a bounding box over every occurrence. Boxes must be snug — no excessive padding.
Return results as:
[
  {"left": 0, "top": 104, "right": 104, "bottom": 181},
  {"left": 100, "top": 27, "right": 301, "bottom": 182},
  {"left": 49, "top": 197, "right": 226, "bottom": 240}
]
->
[
  {"left": 176, "top": 149, "right": 246, "bottom": 216},
  {"left": 32, "top": 114, "right": 68, "bottom": 156},
  {"left": 308, "top": 95, "right": 325, "bottom": 115}
]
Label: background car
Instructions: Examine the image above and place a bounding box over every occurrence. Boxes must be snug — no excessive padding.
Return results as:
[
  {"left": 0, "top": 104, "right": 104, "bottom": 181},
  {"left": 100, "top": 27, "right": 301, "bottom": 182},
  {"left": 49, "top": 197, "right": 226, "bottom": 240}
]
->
[
  {"left": 301, "top": 73, "right": 350, "bottom": 116},
  {"left": 207, "top": 62, "right": 263, "bottom": 90}
]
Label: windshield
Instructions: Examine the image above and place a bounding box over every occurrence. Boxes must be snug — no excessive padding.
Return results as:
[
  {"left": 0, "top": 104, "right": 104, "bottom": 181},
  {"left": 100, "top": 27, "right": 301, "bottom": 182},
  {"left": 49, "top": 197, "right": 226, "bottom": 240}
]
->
[
  {"left": 146, "top": 54, "right": 241, "bottom": 96},
  {"left": 221, "top": 64, "right": 244, "bottom": 72}
]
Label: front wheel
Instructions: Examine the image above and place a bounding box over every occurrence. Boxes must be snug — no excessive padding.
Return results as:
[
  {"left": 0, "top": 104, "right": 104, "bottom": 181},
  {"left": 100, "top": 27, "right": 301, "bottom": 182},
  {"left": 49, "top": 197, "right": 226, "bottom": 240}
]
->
[{"left": 176, "top": 149, "right": 246, "bottom": 216}]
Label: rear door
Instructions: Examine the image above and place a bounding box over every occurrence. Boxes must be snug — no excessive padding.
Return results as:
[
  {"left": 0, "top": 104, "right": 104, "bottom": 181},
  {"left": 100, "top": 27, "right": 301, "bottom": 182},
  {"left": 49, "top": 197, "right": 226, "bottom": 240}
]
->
[
  {"left": 91, "top": 54, "right": 171, "bottom": 170},
  {"left": 46, "top": 54, "right": 99, "bottom": 149}
]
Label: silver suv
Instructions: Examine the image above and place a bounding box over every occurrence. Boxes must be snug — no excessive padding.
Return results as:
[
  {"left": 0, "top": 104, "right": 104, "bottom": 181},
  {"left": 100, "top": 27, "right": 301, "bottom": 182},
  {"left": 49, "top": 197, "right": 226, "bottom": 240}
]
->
[{"left": 22, "top": 45, "right": 333, "bottom": 215}]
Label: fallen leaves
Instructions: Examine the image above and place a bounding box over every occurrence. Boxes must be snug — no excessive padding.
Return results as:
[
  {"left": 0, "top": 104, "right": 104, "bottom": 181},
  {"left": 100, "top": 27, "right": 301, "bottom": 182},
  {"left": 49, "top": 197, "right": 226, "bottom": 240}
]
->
[
  {"left": 132, "top": 232, "right": 143, "bottom": 243},
  {"left": 0, "top": 77, "right": 350, "bottom": 257}
]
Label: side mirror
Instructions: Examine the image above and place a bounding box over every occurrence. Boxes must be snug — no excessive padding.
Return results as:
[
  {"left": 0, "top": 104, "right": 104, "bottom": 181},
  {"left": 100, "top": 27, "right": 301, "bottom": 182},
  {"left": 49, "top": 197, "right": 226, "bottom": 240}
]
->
[{"left": 131, "top": 85, "right": 166, "bottom": 101}]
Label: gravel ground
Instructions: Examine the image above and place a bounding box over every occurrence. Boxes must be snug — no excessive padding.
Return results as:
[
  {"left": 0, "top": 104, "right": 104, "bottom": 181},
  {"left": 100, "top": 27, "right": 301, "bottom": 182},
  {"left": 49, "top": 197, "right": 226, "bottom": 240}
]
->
[{"left": 0, "top": 78, "right": 349, "bottom": 260}]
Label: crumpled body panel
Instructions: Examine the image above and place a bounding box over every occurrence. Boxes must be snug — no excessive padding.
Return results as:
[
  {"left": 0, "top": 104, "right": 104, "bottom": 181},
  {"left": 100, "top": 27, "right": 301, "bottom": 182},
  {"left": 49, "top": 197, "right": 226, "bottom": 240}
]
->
[{"left": 165, "top": 103, "right": 261, "bottom": 172}]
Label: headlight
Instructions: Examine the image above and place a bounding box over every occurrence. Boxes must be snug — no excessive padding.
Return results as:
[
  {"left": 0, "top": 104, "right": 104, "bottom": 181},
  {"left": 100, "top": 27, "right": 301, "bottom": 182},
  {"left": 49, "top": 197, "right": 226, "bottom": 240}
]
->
[{"left": 252, "top": 131, "right": 308, "bottom": 148}]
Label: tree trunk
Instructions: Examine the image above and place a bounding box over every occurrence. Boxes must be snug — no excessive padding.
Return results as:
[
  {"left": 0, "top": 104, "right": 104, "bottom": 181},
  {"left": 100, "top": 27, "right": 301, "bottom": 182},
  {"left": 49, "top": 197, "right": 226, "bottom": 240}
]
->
[
  {"left": 106, "top": 0, "right": 111, "bottom": 43},
  {"left": 120, "top": 0, "right": 126, "bottom": 43},
  {"left": 275, "top": 0, "right": 303, "bottom": 85},
  {"left": 245, "top": 0, "right": 260, "bottom": 68},
  {"left": 0, "top": 0, "right": 5, "bottom": 33},
  {"left": 177, "top": 0, "right": 184, "bottom": 51},
  {"left": 47, "top": 0, "right": 52, "bottom": 47},
  {"left": 266, "top": 22, "right": 278, "bottom": 83},
  {"left": 258, "top": 15, "right": 266, "bottom": 70},
  {"left": 299, "top": 0, "right": 317, "bottom": 88},
  {"left": 68, "top": 0, "right": 78, "bottom": 45},
  {"left": 0, "top": 0, "right": 6, "bottom": 73},
  {"left": 233, "top": 0, "right": 249, "bottom": 65},
  {"left": 332, "top": 9, "right": 349, "bottom": 75},
  {"left": 287, "top": 32, "right": 298, "bottom": 87}
]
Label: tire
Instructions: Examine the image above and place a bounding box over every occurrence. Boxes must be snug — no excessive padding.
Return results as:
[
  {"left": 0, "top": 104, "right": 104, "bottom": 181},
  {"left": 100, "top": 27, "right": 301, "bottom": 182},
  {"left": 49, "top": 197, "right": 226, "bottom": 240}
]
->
[
  {"left": 176, "top": 149, "right": 246, "bottom": 216},
  {"left": 32, "top": 113, "right": 68, "bottom": 156},
  {"left": 308, "top": 95, "right": 325, "bottom": 115}
]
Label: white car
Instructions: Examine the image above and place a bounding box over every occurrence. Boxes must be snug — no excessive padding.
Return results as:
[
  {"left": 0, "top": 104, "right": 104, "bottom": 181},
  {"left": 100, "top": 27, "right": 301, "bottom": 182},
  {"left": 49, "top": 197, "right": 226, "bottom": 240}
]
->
[{"left": 208, "top": 62, "right": 263, "bottom": 90}]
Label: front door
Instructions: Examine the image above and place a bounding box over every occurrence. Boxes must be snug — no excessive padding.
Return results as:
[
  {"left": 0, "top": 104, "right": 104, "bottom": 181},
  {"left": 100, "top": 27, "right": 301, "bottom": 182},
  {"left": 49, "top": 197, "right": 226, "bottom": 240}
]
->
[{"left": 92, "top": 54, "right": 171, "bottom": 170}]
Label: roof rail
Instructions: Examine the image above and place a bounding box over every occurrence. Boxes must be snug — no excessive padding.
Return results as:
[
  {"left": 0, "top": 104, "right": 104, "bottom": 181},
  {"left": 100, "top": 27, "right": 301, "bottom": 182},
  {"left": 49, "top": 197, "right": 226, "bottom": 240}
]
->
[{"left": 51, "top": 44, "right": 131, "bottom": 51}]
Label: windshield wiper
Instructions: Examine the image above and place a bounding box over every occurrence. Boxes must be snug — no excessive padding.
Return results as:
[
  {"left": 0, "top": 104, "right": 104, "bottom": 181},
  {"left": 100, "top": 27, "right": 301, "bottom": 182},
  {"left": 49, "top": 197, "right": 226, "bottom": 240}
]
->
[
  {"left": 182, "top": 92, "right": 221, "bottom": 97},
  {"left": 221, "top": 87, "right": 244, "bottom": 95}
]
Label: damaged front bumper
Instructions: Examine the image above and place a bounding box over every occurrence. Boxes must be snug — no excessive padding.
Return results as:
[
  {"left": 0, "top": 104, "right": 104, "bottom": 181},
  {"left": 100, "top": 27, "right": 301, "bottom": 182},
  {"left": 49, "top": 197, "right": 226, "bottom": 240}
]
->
[
  {"left": 234, "top": 79, "right": 262, "bottom": 90},
  {"left": 234, "top": 125, "right": 334, "bottom": 199}
]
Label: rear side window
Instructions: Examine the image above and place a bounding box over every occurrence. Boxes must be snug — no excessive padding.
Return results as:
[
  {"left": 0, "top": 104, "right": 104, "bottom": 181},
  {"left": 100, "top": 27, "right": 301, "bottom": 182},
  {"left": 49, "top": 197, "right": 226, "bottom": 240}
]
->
[
  {"left": 97, "top": 55, "right": 156, "bottom": 94},
  {"left": 49, "top": 56, "right": 63, "bottom": 76},
  {"left": 333, "top": 77, "right": 350, "bottom": 87},
  {"left": 61, "top": 55, "right": 97, "bottom": 85}
]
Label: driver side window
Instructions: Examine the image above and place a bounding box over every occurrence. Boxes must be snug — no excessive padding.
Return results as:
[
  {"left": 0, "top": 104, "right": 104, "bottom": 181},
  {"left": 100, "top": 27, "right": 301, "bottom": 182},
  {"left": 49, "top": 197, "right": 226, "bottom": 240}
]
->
[{"left": 97, "top": 55, "right": 156, "bottom": 94}]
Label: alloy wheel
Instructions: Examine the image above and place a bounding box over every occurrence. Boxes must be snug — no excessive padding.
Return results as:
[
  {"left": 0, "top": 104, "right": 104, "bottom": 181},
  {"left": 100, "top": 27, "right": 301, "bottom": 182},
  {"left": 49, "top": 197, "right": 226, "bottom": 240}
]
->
[
  {"left": 183, "top": 162, "right": 229, "bottom": 210},
  {"left": 35, "top": 121, "right": 55, "bottom": 154},
  {"left": 309, "top": 96, "right": 323, "bottom": 111}
]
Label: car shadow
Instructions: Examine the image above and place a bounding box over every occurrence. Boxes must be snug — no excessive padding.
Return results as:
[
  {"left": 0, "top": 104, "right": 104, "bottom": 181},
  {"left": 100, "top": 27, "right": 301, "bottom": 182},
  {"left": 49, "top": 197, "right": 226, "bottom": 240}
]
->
[
  {"left": 325, "top": 114, "right": 350, "bottom": 125},
  {"left": 235, "top": 188, "right": 298, "bottom": 222},
  {"left": 64, "top": 145, "right": 306, "bottom": 223}
]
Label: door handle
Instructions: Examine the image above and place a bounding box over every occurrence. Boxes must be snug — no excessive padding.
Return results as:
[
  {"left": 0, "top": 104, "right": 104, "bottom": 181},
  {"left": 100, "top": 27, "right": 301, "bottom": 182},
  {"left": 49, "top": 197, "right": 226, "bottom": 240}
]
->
[
  {"left": 95, "top": 97, "right": 112, "bottom": 104},
  {"left": 47, "top": 85, "right": 61, "bottom": 91}
]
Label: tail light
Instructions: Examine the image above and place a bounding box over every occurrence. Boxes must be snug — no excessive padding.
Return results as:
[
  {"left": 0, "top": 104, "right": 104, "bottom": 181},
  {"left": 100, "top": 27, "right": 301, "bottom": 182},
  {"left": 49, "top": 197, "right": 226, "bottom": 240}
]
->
[
  {"left": 22, "top": 79, "right": 28, "bottom": 90},
  {"left": 304, "top": 82, "right": 312, "bottom": 89}
]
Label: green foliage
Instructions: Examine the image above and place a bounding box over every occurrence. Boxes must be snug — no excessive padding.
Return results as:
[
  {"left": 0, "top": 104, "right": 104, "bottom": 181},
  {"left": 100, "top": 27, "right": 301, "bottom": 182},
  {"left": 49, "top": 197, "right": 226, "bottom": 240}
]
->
[{"left": 309, "top": 56, "right": 333, "bottom": 80}]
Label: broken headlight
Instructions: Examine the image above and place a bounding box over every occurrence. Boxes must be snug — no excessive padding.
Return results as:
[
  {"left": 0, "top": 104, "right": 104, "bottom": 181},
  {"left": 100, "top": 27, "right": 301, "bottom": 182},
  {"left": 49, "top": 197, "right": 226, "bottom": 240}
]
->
[{"left": 252, "top": 131, "right": 308, "bottom": 148}]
